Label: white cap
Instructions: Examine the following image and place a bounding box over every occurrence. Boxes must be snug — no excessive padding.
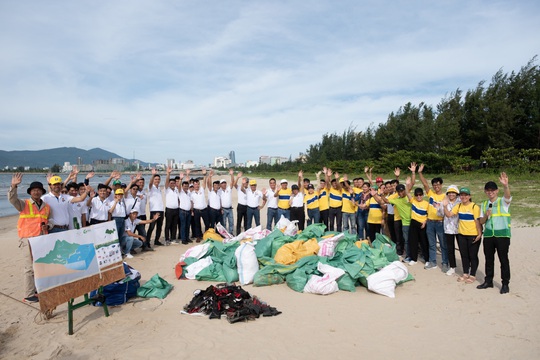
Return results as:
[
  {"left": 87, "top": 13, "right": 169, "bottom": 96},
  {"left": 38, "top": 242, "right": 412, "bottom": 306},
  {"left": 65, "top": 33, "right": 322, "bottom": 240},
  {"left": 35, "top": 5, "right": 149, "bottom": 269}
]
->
[
  {"left": 130, "top": 209, "right": 139, "bottom": 214},
  {"left": 446, "top": 185, "right": 459, "bottom": 194},
  {"left": 220, "top": 179, "right": 227, "bottom": 183},
  {"left": 280, "top": 179, "right": 288, "bottom": 184}
]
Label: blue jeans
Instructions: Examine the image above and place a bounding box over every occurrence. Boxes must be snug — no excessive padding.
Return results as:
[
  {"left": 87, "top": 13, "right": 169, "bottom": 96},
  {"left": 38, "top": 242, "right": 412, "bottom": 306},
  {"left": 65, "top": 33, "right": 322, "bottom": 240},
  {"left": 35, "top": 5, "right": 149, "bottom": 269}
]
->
[
  {"left": 277, "top": 208, "right": 290, "bottom": 221},
  {"left": 356, "top": 210, "right": 368, "bottom": 239},
  {"left": 307, "top": 208, "right": 320, "bottom": 226},
  {"left": 179, "top": 209, "right": 191, "bottom": 241},
  {"left": 49, "top": 227, "right": 68, "bottom": 234},
  {"left": 267, "top": 207, "right": 279, "bottom": 230},
  {"left": 426, "top": 220, "right": 446, "bottom": 265},
  {"left": 121, "top": 235, "right": 143, "bottom": 254},
  {"left": 402, "top": 225, "right": 410, "bottom": 259},
  {"left": 221, "top": 208, "right": 234, "bottom": 234},
  {"left": 246, "top": 207, "right": 260, "bottom": 229},
  {"left": 112, "top": 216, "right": 126, "bottom": 239},
  {"left": 343, "top": 212, "right": 356, "bottom": 234}
]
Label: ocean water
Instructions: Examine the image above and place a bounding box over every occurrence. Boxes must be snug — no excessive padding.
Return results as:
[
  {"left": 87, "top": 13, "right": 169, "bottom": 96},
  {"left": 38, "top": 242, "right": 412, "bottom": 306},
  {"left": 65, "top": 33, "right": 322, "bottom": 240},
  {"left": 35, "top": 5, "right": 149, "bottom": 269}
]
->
[{"left": 0, "top": 173, "right": 145, "bottom": 218}]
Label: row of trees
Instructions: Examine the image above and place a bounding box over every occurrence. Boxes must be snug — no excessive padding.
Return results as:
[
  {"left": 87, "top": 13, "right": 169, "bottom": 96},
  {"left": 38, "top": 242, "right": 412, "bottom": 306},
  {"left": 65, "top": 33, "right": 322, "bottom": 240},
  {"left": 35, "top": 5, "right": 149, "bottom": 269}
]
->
[{"left": 263, "top": 57, "right": 540, "bottom": 174}]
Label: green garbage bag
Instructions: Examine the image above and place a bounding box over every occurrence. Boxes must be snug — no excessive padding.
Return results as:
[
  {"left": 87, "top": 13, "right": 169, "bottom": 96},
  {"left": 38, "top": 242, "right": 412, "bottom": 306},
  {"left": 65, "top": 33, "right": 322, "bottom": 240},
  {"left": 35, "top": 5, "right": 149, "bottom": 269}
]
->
[
  {"left": 137, "top": 274, "right": 173, "bottom": 299},
  {"left": 195, "top": 262, "right": 227, "bottom": 282},
  {"left": 255, "top": 229, "right": 283, "bottom": 258},
  {"left": 285, "top": 256, "right": 319, "bottom": 292},
  {"left": 296, "top": 223, "right": 326, "bottom": 240},
  {"left": 371, "top": 233, "right": 399, "bottom": 262}
]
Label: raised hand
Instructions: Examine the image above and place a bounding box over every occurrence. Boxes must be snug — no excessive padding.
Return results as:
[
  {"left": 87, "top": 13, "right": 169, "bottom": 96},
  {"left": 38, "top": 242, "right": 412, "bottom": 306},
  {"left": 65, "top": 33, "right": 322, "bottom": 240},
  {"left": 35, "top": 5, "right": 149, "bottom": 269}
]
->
[
  {"left": 394, "top": 167, "right": 401, "bottom": 177},
  {"left": 418, "top": 163, "right": 425, "bottom": 173},
  {"left": 151, "top": 168, "right": 157, "bottom": 176},
  {"left": 12, "top": 173, "right": 23, "bottom": 187},
  {"left": 408, "top": 162, "right": 417, "bottom": 172},
  {"left": 500, "top": 172, "right": 509, "bottom": 186},
  {"left": 86, "top": 171, "right": 95, "bottom": 180},
  {"left": 229, "top": 168, "right": 234, "bottom": 175}
]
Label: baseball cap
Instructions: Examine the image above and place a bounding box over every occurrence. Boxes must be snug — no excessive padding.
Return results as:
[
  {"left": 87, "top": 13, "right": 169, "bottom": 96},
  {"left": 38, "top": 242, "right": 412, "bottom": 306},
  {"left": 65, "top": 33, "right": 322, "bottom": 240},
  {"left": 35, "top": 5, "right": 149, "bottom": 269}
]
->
[
  {"left": 307, "top": 184, "right": 314, "bottom": 190},
  {"left": 220, "top": 179, "right": 227, "bottom": 184},
  {"left": 291, "top": 184, "right": 299, "bottom": 190},
  {"left": 376, "top": 177, "right": 384, "bottom": 182},
  {"left": 446, "top": 185, "right": 459, "bottom": 194},
  {"left": 112, "top": 180, "right": 122, "bottom": 185},
  {"left": 249, "top": 179, "right": 257, "bottom": 185},
  {"left": 396, "top": 184, "right": 406, "bottom": 192},
  {"left": 115, "top": 189, "right": 124, "bottom": 195},
  {"left": 130, "top": 208, "right": 139, "bottom": 214},
  {"left": 280, "top": 179, "right": 288, "bottom": 184},
  {"left": 459, "top": 187, "right": 471, "bottom": 195},
  {"left": 49, "top": 176, "right": 62, "bottom": 185}
]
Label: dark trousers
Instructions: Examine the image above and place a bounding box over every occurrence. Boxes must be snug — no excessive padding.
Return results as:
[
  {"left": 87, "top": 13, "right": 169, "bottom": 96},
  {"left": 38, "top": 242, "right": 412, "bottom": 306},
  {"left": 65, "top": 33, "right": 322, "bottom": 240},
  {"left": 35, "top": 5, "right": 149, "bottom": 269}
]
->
[
  {"left": 445, "top": 233, "right": 458, "bottom": 268},
  {"left": 386, "top": 214, "right": 396, "bottom": 243},
  {"left": 290, "top": 206, "right": 305, "bottom": 231},
  {"left": 192, "top": 207, "right": 209, "bottom": 238},
  {"left": 394, "top": 219, "right": 404, "bottom": 255},
  {"left": 179, "top": 209, "right": 191, "bottom": 242},
  {"left": 368, "top": 223, "right": 381, "bottom": 242},
  {"left": 136, "top": 214, "right": 147, "bottom": 240},
  {"left": 146, "top": 211, "right": 164, "bottom": 244},
  {"left": 483, "top": 236, "right": 511, "bottom": 284},
  {"left": 457, "top": 234, "right": 481, "bottom": 276},
  {"left": 328, "top": 206, "right": 342, "bottom": 232},
  {"left": 236, "top": 204, "right": 248, "bottom": 235},
  {"left": 320, "top": 209, "right": 329, "bottom": 229},
  {"left": 409, "top": 219, "right": 428, "bottom": 262},
  {"left": 165, "top": 207, "right": 179, "bottom": 240},
  {"left": 208, "top": 207, "right": 222, "bottom": 229}
]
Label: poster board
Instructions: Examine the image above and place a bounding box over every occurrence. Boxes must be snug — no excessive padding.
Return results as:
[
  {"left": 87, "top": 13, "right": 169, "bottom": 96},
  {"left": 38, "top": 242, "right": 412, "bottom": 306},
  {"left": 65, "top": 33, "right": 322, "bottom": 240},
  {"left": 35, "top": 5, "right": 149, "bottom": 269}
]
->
[{"left": 28, "top": 221, "right": 125, "bottom": 312}]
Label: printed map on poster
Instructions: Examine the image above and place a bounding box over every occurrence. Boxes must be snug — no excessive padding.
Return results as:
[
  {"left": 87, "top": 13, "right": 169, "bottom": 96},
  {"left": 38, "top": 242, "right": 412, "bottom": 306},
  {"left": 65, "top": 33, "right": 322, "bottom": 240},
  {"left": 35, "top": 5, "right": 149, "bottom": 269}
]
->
[{"left": 29, "top": 221, "right": 121, "bottom": 293}]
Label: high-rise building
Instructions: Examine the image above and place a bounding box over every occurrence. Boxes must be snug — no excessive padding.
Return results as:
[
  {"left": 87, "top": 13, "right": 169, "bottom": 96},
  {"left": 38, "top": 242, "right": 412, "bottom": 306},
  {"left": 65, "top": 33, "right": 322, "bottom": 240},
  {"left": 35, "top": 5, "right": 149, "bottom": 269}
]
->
[{"left": 229, "top": 150, "right": 236, "bottom": 165}]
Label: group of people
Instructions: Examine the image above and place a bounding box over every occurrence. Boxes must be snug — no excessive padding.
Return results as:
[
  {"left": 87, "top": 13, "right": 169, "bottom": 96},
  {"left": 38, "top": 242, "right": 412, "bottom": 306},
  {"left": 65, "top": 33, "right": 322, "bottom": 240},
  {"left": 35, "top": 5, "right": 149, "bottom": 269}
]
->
[{"left": 10, "top": 163, "right": 513, "bottom": 303}]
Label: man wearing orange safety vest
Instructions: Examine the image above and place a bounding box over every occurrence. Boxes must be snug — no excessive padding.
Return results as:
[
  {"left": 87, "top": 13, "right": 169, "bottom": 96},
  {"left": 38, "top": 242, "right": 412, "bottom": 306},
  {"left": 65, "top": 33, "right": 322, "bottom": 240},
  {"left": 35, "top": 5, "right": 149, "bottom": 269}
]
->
[{"left": 8, "top": 173, "right": 50, "bottom": 303}]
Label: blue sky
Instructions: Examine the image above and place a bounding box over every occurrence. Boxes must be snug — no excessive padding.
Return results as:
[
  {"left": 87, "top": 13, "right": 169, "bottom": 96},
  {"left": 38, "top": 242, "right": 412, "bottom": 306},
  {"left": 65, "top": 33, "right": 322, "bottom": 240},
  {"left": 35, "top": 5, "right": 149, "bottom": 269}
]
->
[{"left": 1, "top": 1, "right": 539, "bottom": 166}]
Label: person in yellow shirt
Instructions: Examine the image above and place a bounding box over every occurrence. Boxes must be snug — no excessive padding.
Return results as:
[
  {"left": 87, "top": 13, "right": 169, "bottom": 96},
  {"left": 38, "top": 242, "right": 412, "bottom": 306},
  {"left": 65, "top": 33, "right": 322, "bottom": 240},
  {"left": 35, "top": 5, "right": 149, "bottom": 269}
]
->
[
  {"left": 325, "top": 168, "right": 343, "bottom": 232},
  {"left": 341, "top": 178, "right": 357, "bottom": 234},
  {"left": 443, "top": 187, "right": 482, "bottom": 284},
  {"left": 418, "top": 163, "right": 447, "bottom": 271},
  {"left": 304, "top": 184, "right": 320, "bottom": 225},
  {"left": 364, "top": 186, "right": 386, "bottom": 241},
  {"left": 316, "top": 170, "right": 330, "bottom": 229}
]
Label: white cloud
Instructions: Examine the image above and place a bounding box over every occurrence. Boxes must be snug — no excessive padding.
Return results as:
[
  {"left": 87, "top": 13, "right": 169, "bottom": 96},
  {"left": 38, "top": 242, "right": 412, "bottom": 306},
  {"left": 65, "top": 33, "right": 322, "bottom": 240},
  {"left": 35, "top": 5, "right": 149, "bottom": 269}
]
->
[{"left": 1, "top": 0, "right": 539, "bottom": 164}]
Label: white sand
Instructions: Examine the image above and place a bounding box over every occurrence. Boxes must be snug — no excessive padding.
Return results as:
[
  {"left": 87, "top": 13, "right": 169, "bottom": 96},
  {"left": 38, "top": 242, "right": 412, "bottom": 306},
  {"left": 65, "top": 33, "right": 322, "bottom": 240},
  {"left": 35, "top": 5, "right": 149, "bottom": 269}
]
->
[{"left": 1, "top": 178, "right": 539, "bottom": 359}]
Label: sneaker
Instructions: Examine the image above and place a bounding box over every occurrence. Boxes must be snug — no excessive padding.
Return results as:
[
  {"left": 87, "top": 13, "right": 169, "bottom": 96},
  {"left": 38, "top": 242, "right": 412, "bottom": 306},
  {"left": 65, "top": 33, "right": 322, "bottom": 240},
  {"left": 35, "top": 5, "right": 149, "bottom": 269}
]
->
[
  {"left": 407, "top": 260, "right": 417, "bottom": 266},
  {"left": 23, "top": 295, "right": 39, "bottom": 303},
  {"left": 125, "top": 253, "right": 134, "bottom": 259},
  {"left": 446, "top": 267, "right": 456, "bottom": 276},
  {"left": 441, "top": 264, "right": 449, "bottom": 273},
  {"left": 424, "top": 262, "right": 438, "bottom": 270},
  {"left": 172, "top": 239, "right": 180, "bottom": 244},
  {"left": 165, "top": 240, "right": 171, "bottom": 246},
  {"left": 402, "top": 257, "right": 412, "bottom": 263},
  {"left": 142, "top": 247, "right": 155, "bottom": 252},
  {"left": 154, "top": 241, "right": 164, "bottom": 246}
]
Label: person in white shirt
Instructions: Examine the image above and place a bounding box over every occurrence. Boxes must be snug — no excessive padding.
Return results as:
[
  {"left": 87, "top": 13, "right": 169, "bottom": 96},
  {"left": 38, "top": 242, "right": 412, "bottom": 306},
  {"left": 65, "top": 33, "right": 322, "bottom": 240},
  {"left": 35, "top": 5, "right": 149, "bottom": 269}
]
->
[
  {"left": 244, "top": 179, "right": 266, "bottom": 229},
  {"left": 178, "top": 180, "right": 193, "bottom": 244},
  {"left": 235, "top": 171, "right": 248, "bottom": 235},
  {"left": 264, "top": 178, "right": 279, "bottom": 230},
  {"left": 439, "top": 185, "right": 460, "bottom": 276},
  {"left": 218, "top": 169, "right": 235, "bottom": 234},
  {"left": 123, "top": 209, "right": 160, "bottom": 258},
  {"left": 109, "top": 188, "right": 128, "bottom": 239},
  {"left": 206, "top": 169, "right": 222, "bottom": 230},
  {"left": 87, "top": 184, "right": 112, "bottom": 225},
  {"left": 290, "top": 182, "right": 305, "bottom": 231},
  {"left": 190, "top": 172, "right": 209, "bottom": 242},
  {"left": 42, "top": 175, "right": 89, "bottom": 233},
  {"left": 146, "top": 169, "right": 165, "bottom": 247},
  {"left": 67, "top": 182, "right": 86, "bottom": 229},
  {"left": 164, "top": 167, "right": 179, "bottom": 245}
]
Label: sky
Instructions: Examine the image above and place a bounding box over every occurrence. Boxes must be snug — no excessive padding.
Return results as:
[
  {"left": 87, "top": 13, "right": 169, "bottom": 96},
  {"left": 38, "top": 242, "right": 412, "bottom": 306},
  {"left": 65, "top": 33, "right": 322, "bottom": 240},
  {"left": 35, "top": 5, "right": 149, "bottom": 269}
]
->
[{"left": 1, "top": 1, "right": 539, "bottom": 166}]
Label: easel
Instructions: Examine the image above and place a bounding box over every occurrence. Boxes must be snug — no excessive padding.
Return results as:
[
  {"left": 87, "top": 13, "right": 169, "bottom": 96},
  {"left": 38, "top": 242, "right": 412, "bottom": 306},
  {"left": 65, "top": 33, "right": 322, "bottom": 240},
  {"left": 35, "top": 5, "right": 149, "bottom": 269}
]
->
[{"left": 67, "top": 287, "right": 109, "bottom": 335}]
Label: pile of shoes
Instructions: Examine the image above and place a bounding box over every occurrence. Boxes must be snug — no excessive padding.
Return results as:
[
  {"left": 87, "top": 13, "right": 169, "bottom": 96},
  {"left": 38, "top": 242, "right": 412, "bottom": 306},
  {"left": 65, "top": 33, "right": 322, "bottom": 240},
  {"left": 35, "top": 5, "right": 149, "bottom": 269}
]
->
[{"left": 183, "top": 283, "right": 281, "bottom": 323}]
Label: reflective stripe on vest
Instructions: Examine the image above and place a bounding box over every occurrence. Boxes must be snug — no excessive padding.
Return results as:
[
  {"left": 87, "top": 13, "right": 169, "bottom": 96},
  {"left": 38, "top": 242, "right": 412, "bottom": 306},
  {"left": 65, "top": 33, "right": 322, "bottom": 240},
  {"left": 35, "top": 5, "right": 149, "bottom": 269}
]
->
[
  {"left": 18, "top": 199, "right": 50, "bottom": 238},
  {"left": 482, "top": 198, "right": 511, "bottom": 237}
]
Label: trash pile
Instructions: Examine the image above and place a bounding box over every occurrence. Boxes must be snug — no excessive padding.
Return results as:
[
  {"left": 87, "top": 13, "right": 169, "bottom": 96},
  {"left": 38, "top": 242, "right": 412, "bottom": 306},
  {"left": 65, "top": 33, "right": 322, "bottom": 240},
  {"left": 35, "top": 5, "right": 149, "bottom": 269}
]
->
[
  {"left": 182, "top": 283, "right": 281, "bottom": 323},
  {"left": 177, "top": 218, "right": 414, "bottom": 298}
]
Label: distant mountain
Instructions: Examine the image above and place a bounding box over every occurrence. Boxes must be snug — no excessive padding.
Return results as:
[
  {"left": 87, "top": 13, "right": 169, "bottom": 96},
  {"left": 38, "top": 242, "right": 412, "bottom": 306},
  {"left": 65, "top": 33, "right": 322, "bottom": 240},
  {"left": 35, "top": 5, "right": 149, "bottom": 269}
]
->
[{"left": 0, "top": 147, "right": 154, "bottom": 168}]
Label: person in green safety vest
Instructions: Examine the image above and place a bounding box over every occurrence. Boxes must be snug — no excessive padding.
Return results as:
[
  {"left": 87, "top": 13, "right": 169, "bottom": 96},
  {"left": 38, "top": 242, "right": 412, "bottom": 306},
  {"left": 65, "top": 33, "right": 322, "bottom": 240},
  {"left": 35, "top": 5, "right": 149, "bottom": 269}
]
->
[{"left": 477, "top": 172, "right": 512, "bottom": 294}]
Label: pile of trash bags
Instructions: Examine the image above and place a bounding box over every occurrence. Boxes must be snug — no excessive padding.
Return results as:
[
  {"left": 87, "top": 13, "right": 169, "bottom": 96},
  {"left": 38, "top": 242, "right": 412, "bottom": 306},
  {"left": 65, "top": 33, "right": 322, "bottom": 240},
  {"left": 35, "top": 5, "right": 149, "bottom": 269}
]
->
[
  {"left": 177, "top": 219, "right": 413, "bottom": 297},
  {"left": 182, "top": 283, "right": 281, "bottom": 323}
]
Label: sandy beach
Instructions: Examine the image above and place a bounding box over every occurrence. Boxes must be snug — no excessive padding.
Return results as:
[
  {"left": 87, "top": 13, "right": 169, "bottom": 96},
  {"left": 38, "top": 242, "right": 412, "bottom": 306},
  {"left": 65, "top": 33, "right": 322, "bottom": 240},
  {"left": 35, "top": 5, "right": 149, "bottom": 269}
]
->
[{"left": 1, "top": 178, "right": 539, "bottom": 359}]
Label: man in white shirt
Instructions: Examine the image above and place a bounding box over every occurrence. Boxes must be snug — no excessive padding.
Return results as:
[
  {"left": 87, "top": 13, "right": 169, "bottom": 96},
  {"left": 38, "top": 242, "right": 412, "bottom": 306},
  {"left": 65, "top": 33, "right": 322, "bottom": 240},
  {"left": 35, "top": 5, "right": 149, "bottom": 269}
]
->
[
  {"left": 67, "top": 182, "right": 86, "bottom": 229},
  {"left": 244, "top": 179, "right": 266, "bottom": 229},
  {"left": 206, "top": 169, "right": 222, "bottom": 230},
  {"left": 235, "top": 172, "right": 248, "bottom": 235},
  {"left": 164, "top": 167, "right": 179, "bottom": 245},
  {"left": 109, "top": 188, "right": 128, "bottom": 239},
  {"left": 146, "top": 169, "right": 165, "bottom": 247},
  {"left": 88, "top": 184, "right": 112, "bottom": 224},
  {"left": 42, "top": 175, "right": 89, "bottom": 233},
  {"left": 190, "top": 175, "right": 209, "bottom": 242},
  {"left": 219, "top": 169, "right": 235, "bottom": 235},
  {"left": 264, "top": 178, "right": 279, "bottom": 230},
  {"left": 123, "top": 210, "right": 160, "bottom": 258},
  {"left": 178, "top": 180, "right": 193, "bottom": 244}
]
